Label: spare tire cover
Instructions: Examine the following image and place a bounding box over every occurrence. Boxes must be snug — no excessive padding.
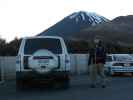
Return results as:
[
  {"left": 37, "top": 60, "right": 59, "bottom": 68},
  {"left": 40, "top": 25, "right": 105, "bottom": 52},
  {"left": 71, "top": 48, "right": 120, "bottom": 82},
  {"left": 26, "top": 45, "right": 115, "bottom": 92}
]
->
[{"left": 28, "top": 49, "right": 58, "bottom": 74}]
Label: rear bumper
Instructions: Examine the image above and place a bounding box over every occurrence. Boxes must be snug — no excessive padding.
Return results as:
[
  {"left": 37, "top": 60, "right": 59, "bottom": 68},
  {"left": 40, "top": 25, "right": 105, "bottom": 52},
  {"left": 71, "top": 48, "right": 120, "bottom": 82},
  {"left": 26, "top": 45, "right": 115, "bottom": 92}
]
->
[
  {"left": 107, "top": 67, "right": 133, "bottom": 73},
  {"left": 16, "top": 71, "right": 70, "bottom": 82}
]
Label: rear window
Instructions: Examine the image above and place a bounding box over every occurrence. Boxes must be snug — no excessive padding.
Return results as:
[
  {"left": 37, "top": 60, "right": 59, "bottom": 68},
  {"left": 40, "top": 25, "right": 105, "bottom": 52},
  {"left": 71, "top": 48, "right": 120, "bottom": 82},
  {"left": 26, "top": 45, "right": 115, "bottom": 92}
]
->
[{"left": 24, "top": 38, "right": 62, "bottom": 54}]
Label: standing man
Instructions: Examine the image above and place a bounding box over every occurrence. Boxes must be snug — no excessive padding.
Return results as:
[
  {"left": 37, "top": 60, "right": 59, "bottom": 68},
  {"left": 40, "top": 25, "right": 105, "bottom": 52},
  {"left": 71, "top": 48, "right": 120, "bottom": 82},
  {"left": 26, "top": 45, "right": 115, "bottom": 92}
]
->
[
  {"left": 95, "top": 40, "right": 107, "bottom": 88},
  {"left": 88, "top": 40, "right": 107, "bottom": 88}
]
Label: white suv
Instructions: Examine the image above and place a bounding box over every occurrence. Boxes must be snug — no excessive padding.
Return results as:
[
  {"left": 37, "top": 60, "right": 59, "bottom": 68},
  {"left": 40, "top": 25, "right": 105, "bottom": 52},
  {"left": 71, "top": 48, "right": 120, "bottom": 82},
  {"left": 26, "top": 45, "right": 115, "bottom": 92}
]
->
[{"left": 16, "top": 36, "right": 70, "bottom": 89}]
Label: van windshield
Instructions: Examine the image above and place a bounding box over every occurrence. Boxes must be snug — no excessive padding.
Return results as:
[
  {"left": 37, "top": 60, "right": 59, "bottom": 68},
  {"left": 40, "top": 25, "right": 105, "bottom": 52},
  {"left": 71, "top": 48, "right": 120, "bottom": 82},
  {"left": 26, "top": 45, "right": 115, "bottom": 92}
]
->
[{"left": 24, "top": 38, "right": 62, "bottom": 54}]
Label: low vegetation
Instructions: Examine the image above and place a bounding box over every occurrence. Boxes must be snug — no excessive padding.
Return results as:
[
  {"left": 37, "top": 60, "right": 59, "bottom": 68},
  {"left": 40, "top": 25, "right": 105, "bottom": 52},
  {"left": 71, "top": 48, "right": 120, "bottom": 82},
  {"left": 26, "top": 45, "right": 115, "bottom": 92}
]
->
[{"left": 0, "top": 37, "right": 133, "bottom": 56}]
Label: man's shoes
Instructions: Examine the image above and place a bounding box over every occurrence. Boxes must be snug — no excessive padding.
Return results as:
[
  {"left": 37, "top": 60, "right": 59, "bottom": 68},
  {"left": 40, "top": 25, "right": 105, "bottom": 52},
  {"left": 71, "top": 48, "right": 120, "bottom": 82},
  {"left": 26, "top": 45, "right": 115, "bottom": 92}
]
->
[{"left": 90, "top": 84, "right": 96, "bottom": 88}]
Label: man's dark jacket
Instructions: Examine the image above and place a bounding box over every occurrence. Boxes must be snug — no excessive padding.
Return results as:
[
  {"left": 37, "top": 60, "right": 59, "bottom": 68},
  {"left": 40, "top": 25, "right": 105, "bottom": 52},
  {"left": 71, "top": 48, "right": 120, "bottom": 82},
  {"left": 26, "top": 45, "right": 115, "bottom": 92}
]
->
[
  {"left": 88, "top": 46, "right": 106, "bottom": 65},
  {"left": 95, "top": 46, "right": 106, "bottom": 64}
]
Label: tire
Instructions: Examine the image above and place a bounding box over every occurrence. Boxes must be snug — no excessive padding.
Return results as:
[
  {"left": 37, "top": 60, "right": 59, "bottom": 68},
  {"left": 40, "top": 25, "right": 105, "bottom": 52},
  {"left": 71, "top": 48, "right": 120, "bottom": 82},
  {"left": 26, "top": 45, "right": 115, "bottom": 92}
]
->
[
  {"left": 16, "top": 80, "right": 29, "bottom": 90},
  {"left": 62, "top": 79, "right": 70, "bottom": 89},
  {"left": 16, "top": 80, "right": 25, "bottom": 90},
  {"left": 53, "top": 80, "right": 62, "bottom": 89},
  {"left": 28, "top": 49, "right": 58, "bottom": 74},
  {"left": 53, "top": 79, "right": 70, "bottom": 90}
]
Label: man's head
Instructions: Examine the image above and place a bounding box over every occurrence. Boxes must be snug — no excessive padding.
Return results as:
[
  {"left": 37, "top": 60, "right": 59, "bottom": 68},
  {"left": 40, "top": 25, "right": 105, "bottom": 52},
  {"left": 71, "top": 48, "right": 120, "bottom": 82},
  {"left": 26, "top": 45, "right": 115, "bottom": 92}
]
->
[
  {"left": 94, "top": 39, "right": 100, "bottom": 44},
  {"left": 94, "top": 38, "right": 101, "bottom": 43},
  {"left": 98, "top": 40, "right": 102, "bottom": 46}
]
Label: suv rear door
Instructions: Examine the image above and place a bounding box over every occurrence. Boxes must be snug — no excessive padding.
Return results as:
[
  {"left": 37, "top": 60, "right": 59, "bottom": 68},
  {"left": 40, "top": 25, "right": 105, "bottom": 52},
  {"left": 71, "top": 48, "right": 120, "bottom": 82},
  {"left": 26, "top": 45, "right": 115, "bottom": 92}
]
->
[{"left": 23, "top": 37, "right": 64, "bottom": 71}]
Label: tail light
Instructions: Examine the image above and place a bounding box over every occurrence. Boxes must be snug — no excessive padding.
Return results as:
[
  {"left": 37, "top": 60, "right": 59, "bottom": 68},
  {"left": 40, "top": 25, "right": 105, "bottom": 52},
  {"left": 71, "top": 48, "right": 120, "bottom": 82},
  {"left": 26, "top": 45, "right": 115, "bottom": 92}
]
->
[
  {"left": 16, "top": 55, "right": 21, "bottom": 64},
  {"left": 112, "top": 63, "right": 124, "bottom": 66},
  {"left": 65, "top": 55, "right": 70, "bottom": 64},
  {"left": 23, "top": 56, "right": 31, "bottom": 69}
]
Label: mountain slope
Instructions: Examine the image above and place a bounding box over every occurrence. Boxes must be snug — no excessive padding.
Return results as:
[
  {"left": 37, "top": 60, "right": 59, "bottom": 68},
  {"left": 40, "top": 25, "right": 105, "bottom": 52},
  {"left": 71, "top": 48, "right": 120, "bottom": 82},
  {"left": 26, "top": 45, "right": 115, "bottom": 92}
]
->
[
  {"left": 39, "top": 11, "right": 109, "bottom": 39},
  {"left": 77, "top": 15, "right": 133, "bottom": 46}
]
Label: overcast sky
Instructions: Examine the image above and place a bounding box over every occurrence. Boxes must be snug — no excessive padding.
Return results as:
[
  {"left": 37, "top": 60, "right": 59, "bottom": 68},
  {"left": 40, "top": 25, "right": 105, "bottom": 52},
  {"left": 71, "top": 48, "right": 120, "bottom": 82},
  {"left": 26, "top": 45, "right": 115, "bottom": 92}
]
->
[{"left": 0, "top": 0, "right": 133, "bottom": 42}]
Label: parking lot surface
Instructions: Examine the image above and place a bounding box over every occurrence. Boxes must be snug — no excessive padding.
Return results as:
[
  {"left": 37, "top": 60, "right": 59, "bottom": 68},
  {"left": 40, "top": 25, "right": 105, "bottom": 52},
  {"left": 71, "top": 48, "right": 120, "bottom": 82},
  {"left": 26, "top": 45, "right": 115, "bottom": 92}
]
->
[{"left": 0, "top": 75, "right": 133, "bottom": 100}]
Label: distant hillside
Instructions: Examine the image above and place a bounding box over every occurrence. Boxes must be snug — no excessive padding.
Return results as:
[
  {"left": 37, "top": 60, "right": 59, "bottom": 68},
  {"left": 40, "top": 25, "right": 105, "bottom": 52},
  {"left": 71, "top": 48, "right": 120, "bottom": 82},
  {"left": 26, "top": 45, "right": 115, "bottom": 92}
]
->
[
  {"left": 76, "top": 15, "right": 133, "bottom": 46},
  {"left": 38, "top": 11, "right": 133, "bottom": 53},
  {"left": 39, "top": 11, "right": 109, "bottom": 39}
]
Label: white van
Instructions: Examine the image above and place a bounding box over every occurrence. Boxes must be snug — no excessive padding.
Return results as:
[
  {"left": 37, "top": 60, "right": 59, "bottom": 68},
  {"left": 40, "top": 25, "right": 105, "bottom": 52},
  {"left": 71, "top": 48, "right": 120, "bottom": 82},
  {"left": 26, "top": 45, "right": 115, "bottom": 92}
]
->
[{"left": 16, "top": 36, "right": 70, "bottom": 89}]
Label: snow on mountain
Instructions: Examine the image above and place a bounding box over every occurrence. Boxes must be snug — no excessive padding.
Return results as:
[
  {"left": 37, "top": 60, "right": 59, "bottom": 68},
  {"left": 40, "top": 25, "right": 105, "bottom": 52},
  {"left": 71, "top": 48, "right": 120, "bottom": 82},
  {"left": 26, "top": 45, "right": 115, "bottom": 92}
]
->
[{"left": 69, "top": 11, "right": 108, "bottom": 25}]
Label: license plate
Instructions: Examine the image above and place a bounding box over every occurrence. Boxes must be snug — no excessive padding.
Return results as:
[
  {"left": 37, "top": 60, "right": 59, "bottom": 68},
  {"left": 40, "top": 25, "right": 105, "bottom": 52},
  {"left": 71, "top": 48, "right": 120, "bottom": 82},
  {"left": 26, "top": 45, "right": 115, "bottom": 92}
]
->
[
  {"left": 38, "top": 59, "right": 49, "bottom": 64},
  {"left": 124, "top": 63, "right": 130, "bottom": 67}
]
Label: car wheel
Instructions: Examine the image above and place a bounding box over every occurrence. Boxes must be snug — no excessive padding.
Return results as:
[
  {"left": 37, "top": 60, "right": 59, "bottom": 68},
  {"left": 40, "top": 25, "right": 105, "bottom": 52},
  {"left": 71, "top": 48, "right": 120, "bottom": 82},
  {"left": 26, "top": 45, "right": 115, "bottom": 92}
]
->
[
  {"left": 16, "top": 80, "right": 22, "bottom": 90},
  {"left": 16, "top": 80, "right": 28, "bottom": 90},
  {"left": 53, "top": 79, "right": 70, "bottom": 90},
  {"left": 53, "top": 80, "right": 62, "bottom": 89},
  {"left": 62, "top": 79, "right": 70, "bottom": 89},
  {"left": 16, "top": 80, "right": 24, "bottom": 90}
]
